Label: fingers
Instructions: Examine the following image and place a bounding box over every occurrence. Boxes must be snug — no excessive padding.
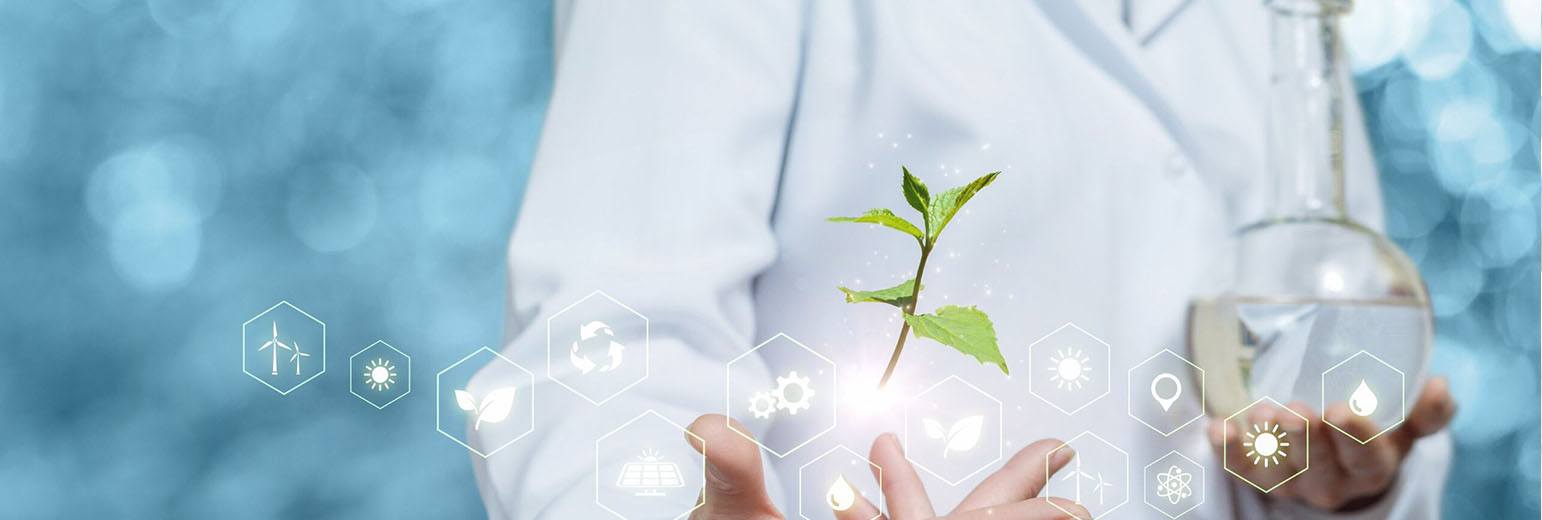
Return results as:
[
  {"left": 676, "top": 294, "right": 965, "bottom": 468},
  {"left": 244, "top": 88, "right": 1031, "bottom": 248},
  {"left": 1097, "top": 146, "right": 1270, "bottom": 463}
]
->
[
  {"left": 947, "top": 497, "right": 1089, "bottom": 520},
  {"left": 868, "top": 432, "right": 934, "bottom": 519},
  {"left": 1286, "top": 405, "right": 1354, "bottom": 509},
  {"left": 1393, "top": 377, "right": 1456, "bottom": 453},
  {"left": 954, "top": 439, "right": 1073, "bottom": 512},
  {"left": 832, "top": 489, "right": 885, "bottom": 520},
  {"left": 687, "top": 414, "right": 780, "bottom": 519},
  {"left": 1324, "top": 403, "right": 1401, "bottom": 491}
]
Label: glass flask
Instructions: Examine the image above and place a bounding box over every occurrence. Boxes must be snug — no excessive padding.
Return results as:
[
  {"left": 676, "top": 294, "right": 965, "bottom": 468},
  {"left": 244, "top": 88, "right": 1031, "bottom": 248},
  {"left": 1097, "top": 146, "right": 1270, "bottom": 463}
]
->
[{"left": 1188, "top": 0, "right": 1433, "bottom": 427}]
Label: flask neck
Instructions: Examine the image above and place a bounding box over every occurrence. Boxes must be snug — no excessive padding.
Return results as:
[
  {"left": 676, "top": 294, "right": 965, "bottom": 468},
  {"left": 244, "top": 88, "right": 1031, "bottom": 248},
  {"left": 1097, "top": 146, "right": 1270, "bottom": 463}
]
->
[{"left": 1266, "top": 0, "right": 1350, "bottom": 220}]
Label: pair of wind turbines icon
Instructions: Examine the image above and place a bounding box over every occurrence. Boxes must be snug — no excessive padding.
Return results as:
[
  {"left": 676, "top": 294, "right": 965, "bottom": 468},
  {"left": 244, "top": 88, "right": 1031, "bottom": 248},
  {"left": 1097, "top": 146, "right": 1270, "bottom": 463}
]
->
[{"left": 258, "top": 321, "right": 312, "bottom": 376}]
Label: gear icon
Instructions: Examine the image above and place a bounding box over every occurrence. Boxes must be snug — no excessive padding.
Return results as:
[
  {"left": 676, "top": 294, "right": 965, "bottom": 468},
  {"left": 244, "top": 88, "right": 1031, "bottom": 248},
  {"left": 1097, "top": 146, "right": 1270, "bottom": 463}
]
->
[
  {"left": 748, "top": 391, "right": 778, "bottom": 419},
  {"left": 773, "top": 370, "right": 815, "bottom": 415}
]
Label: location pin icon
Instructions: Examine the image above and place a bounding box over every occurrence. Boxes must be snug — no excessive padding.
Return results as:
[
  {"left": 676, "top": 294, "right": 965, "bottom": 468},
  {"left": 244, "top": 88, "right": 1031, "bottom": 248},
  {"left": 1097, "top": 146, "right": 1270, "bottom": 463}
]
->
[{"left": 1151, "top": 373, "right": 1181, "bottom": 411}]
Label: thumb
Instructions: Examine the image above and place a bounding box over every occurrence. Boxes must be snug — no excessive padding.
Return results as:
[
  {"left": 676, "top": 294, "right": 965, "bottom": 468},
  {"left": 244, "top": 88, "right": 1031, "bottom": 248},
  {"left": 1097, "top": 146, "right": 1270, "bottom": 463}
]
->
[{"left": 687, "top": 414, "right": 782, "bottom": 519}]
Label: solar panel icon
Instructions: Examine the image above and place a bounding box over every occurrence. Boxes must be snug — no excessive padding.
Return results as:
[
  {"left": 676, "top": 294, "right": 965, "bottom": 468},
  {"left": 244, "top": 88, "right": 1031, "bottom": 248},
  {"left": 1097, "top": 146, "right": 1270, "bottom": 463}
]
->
[{"left": 616, "top": 449, "right": 684, "bottom": 497}]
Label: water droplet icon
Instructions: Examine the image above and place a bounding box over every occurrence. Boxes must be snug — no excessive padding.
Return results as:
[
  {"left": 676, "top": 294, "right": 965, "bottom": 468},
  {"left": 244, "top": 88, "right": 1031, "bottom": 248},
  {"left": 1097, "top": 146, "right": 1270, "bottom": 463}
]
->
[
  {"left": 1349, "top": 380, "right": 1378, "bottom": 417},
  {"left": 827, "top": 474, "right": 856, "bottom": 511}
]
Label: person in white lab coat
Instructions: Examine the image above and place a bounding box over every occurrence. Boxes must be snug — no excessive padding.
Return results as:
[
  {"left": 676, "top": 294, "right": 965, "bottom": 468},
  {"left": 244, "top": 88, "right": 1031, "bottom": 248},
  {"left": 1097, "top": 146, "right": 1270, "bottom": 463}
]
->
[{"left": 469, "top": 1, "right": 1456, "bottom": 518}]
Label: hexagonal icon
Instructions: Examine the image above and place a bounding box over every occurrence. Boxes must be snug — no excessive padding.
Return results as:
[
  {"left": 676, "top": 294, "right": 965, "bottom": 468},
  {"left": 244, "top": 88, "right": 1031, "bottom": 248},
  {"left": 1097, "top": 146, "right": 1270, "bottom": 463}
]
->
[
  {"left": 1143, "top": 451, "right": 1205, "bottom": 519},
  {"left": 798, "top": 445, "right": 883, "bottom": 520},
  {"left": 1222, "top": 397, "right": 1309, "bottom": 493},
  {"left": 548, "top": 290, "right": 649, "bottom": 406},
  {"left": 1043, "top": 431, "right": 1129, "bottom": 519},
  {"left": 1028, "top": 322, "right": 1111, "bottom": 415},
  {"left": 437, "top": 346, "right": 535, "bottom": 458},
  {"left": 242, "top": 301, "right": 326, "bottom": 395},
  {"left": 1321, "top": 350, "right": 1407, "bottom": 444},
  {"left": 1127, "top": 349, "right": 1205, "bottom": 436},
  {"left": 595, "top": 410, "right": 706, "bottom": 519},
  {"left": 902, "top": 375, "right": 1003, "bottom": 486},
  {"left": 350, "top": 340, "right": 411, "bottom": 409},
  {"left": 725, "top": 333, "right": 836, "bottom": 458}
]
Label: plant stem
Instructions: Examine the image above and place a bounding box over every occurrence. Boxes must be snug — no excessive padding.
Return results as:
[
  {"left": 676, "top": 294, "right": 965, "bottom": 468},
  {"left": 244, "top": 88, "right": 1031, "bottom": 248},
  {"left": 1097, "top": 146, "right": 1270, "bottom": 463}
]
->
[{"left": 878, "top": 245, "right": 931, "bottom": 388}]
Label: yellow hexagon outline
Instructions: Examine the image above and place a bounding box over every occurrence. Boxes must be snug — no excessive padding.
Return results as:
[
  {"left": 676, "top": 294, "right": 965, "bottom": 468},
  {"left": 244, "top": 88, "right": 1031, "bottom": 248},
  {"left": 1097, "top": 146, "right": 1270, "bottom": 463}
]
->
[
  {"left": 1320, "top": 350, "right": 1407, "bottom": 444},
  {"left": 1222, "top": 396, "right": 1310, "bottom": 493}
]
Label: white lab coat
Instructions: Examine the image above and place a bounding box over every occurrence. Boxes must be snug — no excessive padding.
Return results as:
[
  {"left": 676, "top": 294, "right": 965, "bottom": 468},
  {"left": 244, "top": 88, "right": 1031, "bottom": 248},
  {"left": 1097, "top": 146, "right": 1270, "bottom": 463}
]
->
[{"left": 470, "top": 0, "right": 1451, "bottom": 518}]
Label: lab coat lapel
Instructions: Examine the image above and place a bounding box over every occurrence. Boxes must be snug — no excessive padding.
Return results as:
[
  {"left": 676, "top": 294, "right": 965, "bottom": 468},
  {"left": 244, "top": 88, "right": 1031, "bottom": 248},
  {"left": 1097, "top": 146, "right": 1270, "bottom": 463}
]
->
[
  {"left": 1129, "top": 0, "right": 1196, "bottom": 44},
  {"left": 1029, "top": 0, "right": 1205, "bottom": 170}
]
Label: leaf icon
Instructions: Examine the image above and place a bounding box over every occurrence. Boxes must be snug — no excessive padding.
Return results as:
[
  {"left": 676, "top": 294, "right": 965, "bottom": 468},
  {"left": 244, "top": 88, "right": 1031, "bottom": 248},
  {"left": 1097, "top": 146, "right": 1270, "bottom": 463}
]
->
[
  {"left": 923, "top": 418, "right": 946, "bottom": 440},
  {"left": 942, "top": 415, "right": 984, "bottom": 459},
  {"left": 472, "top": 387, "right": 518, "bottom": 431},
  {"left": 455, "top": 390, "right": 477, "bottom": 412}
]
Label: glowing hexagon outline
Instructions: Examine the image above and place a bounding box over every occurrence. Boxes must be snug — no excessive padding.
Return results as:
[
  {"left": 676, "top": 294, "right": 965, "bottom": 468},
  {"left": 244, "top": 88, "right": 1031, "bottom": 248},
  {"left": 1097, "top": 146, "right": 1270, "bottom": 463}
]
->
[
  {"left": 797, "top": 444, "right": 883, "bottom": 520},
  {"left": 724, "top": 333, "right": 837, "bottom": 458},
  {"left": 1044, "top": 431, "right": 1130, "bottom": 519},
  {"left": 349, "top": 340, "right": 412, "bottom": 409},
  {"left": 594, "top": 409, "right": 706, "bottom": 520},
  {"left": 1321, "top": 350, "right": 1407, "bottom": 444},
  {"left": 1142, "top": 450, "right": 1205, "bottom": 519},
  {"left": 1222, "top": 396, "right": 1309, "bottom": 493},
  {"left": 436, "top": 346, "right": 535, "bottom": 459},
  {"left": 1126, "top": 348, "right": 1206, "bottom": 436},
  {"left": 902, "top": 374, "right": 1004, "bottom": 486},
  {"left": 1028, "top": 322, "right": 1112, "bottom": 415},
  {"left": 241, "top": 300, "right": 326, "bottom": 395},
  {"left": 546, "top": 290, "right": 651, "bottom": 406}
]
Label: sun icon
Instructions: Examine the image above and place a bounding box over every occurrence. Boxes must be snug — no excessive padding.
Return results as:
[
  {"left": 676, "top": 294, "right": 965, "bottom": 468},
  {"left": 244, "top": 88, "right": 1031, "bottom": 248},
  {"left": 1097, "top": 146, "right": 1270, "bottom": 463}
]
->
[
  {"left": 1243, "top": 421, "right": 1290, "bottom": 467},
  {"left": 363, "top": 358, "right": 397, "bottom": 392},
  {"left": 1046, "top": 347, "right": 1092, "bottom": 390}
]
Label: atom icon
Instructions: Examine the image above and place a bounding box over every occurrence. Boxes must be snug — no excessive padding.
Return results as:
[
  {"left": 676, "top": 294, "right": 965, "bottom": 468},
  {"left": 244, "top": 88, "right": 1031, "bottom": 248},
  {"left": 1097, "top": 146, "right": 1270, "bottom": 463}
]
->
[{"left": 1154, "top": 465, "right": 1193, "bottom": 505}]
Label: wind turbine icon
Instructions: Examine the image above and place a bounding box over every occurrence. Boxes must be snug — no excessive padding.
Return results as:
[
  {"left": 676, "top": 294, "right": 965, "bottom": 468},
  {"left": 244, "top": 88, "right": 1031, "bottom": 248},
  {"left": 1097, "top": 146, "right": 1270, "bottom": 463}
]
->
[
  {"left": 258, "top": 321, "right": 292, "bottom": 376},
  {"left": 289, "top": 339, "right": 310, "bottom": 376}
]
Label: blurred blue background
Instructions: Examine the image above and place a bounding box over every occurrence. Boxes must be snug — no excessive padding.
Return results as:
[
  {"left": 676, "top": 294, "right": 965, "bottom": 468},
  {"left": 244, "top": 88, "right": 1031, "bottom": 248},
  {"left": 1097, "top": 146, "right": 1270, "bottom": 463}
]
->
[{"left": 0, "top": 0, "right": 1534, "bottom": 518}]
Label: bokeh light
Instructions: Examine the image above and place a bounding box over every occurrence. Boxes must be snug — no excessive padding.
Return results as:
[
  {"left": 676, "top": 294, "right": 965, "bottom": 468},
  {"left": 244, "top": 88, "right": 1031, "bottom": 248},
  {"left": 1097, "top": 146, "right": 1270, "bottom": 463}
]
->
[
  {"left": 1354, "top": 0, "right": 1540, "bottom": 515},
  {"left": 0, "top": 0, "right": 549, "bottom": 516}
]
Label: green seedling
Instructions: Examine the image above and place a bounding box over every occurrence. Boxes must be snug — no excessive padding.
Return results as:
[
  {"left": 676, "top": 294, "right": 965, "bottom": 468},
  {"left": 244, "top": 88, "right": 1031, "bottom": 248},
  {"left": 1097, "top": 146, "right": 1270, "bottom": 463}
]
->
[{"left": 829, "top": 167, "right": 1007, "bottom": 388}]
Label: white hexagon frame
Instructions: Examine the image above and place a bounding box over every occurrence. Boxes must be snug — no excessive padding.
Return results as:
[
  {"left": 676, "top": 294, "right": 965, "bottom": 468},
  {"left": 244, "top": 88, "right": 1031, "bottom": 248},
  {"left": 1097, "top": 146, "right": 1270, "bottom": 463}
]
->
[
  {"left": 902, "top": 375, "right": 1003, "bottom": 486},
  {"left": 1142, "top": 450, "right": 1205, "bottom": 519},
  {"left": 1222, "top": 396, "right": 1309, "bottom": 493},
  {"left": 797, "top": 444, "right": 883, "bottom": 520},
  {"left": 547, "top": 290, "right": 650, "bottom": 406},
  {"left": 594, "top": 410, "right": 706, "bottom": 520},
  {"left": 725, "top": 333, "right": 837, "bottom": 458},
  {"left": 1045, "top": 431, "right": 1130, "bottom": 519},
  {"left": 1126, "top": 348, "right": 1206, "bottom": 436},
  {"left": 1028, "top": 322, "right": 1111, "bottom": 415},
  {"left": 241, "top": 300, "right": 326, "bottom": 395},
  {"left": 437, "top": 346, "right": 535, "bottom": 458},
  {"left": 350, "top": 340, "right": 411, "bottom": 409},
  {"left": 1321, "top": 350, "right": 1406, "bottom": 444}
]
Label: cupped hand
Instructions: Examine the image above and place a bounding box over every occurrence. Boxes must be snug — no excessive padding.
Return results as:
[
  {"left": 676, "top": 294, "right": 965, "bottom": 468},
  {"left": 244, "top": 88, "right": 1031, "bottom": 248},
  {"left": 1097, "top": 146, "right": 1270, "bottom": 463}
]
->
[
  {"left": 1208, "top": 377, "right": 1456, "bottom": 511},
  {"left": 686, "top": 414, "right": 1087, "bottom": 520}
]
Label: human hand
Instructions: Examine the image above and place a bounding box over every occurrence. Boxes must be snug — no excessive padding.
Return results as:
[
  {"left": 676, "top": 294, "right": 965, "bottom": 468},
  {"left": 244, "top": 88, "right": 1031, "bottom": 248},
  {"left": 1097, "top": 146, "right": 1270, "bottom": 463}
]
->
[
  {"left": 1208, "top": 377, "right": 1456, "bottom": 511},
  {"left": 685, "top": 414, "right": 1088, "bottom": 520}
]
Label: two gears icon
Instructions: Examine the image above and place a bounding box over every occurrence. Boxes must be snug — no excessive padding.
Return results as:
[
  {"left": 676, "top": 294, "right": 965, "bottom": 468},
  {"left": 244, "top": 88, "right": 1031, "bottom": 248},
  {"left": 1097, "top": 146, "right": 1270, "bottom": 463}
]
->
[{"left": 748, "top": 370, "right": 815, "bottom": 419}]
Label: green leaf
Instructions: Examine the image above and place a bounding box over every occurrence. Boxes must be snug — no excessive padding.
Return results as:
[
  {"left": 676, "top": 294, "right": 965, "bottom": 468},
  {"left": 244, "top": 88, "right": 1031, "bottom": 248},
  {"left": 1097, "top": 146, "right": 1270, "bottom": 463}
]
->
[
  {"left": 838, "top": 278, "right": 921, "bottom": 308},
  {"left": 924, "top": 171, "right": 1000, "bottom": 240},
  {"left": 902, "top": 305, "right": 1008, "bottom": 374},
  {"left": 828, "top": 209, "right": 923, "bottom": 241},
  {"left": 901, "top": 166, "right": 930, "bottom": 216}
]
